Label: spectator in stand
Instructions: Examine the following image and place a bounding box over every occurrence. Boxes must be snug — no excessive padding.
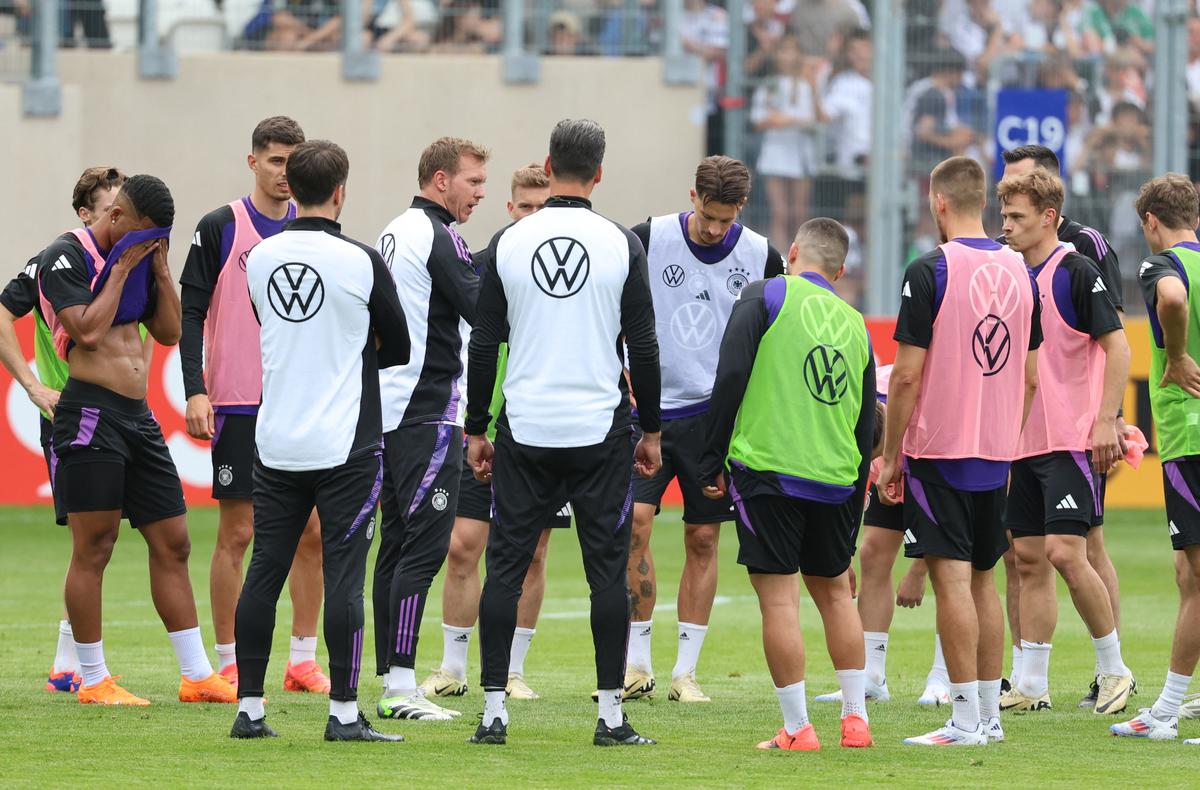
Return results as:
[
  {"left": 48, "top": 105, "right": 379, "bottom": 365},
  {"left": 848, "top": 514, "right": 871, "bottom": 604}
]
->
[
  {"left": 750, "top": 35, "right": 827, "bottom": 249},
  {"left": 745, "top": 0, "right": 785, "bottom": 79},
  {"left": 1010, "top": 0, "right": 1086, "bottom": 58},
  {"left": 791, "top": 0, "right": 869, "bottom": 60},
  {"left": 370, "top": 0, "right": 438, "bottom": 52},
  {"left": 941, "top": 0, "right": 1007, "bottom": 87},
  {"left": 268, "top": 0, "right": 342, "bottom": 51},
  {"left": 1092, "top": 47, "right": 1148, "bottom": 126},
  {"left": 824, "top": 28, "right": 872, "bottom": 173},
  {"left": 59, "top": 0, "right": 112, "bottom": 48},
  {"left": 1187, "top": 15, "right": 1200, "bottom": 113},
  {"left": 1037, "top": 49, "right": 1086, "bottom": 93},
  {"left": 546, "top": 10, "right": 583, "bottom": 56},
  {"left": 432, "top": 0, "right": 502, "bottom": 53},
  {"left": 1086, "top": 100, "right": 1152, "bottom": 177},
  {"left": 908, "top": 51, "right": 976, "bottom": 173},
  {"left": 682, "top": 0, "right": 730, "bottom": 155},
  {"left": 595, "top": 0, "right": 654, "bottom": 57},
  {"left": 1080, "top": 0, "right": 1154, "bottom": 57}
]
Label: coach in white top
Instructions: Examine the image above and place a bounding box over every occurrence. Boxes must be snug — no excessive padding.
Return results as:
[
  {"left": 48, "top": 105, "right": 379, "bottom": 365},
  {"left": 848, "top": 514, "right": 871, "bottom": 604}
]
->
[
  {"left": 233, "top": 140, "right": 410, "bottom": 744},
  {"left": 465, "top": 119, "right": 662, "bottom": 747}
]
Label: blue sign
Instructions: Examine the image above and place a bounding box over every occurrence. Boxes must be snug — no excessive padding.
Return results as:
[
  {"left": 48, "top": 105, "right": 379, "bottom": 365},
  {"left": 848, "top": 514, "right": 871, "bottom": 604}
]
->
[{"left": 993, "top": 89, "right": 1068, "bottom": 181}]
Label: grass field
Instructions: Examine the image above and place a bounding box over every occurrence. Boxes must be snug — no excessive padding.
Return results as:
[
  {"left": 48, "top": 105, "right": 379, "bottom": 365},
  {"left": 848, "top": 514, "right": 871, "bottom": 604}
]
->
[{"left": 0, "top": 505, "right": 1196, "bottom": 788}]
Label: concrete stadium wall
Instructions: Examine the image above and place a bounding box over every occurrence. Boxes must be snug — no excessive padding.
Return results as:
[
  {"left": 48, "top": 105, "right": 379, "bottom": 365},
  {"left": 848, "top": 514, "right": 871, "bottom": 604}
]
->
[{"left": 1, "top": 51, "right": 705, "bottom": 258}]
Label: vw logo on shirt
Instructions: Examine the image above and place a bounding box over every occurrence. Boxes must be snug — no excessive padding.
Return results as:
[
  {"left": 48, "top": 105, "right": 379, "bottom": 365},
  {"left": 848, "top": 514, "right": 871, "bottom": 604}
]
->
[
  {"left": 267, "top": 262, "right": 325, "bottom": 322},
  {"left": 803, "top": 344, "right": 849, "bottom": 405},
  {"left": 378, "top": 233, "right": 396, "bottom": 270},
  {"left": 972, "top": 314, "right": 1011, "bottom": 376},
  {"left": 531, "top": 237, "right": 590, "bottom": 298}
]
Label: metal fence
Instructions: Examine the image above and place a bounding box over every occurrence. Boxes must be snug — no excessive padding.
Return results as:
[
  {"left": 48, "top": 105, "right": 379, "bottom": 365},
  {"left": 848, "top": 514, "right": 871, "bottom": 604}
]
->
[{"left": 6, "top": 0, "right": 1195, "bottom": 316}]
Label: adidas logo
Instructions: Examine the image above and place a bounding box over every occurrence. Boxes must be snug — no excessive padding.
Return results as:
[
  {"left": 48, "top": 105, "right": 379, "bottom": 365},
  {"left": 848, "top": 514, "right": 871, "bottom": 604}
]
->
[
  {"left": 695, "top": 291, "right": 711, "bottom": 301},
  {"left": 953, "top": 694, "right": 968, "bottom": 703},
  {"left": 873, "top": 643, "right": 887, "bottom": 652},
  {"left": 454, "top": 634, "right": 469, "bottom": 643},
  {"left": 1055, "top": 494, "right": 1079, "bottom": 510},
  {"left": 679, "top": 633, "right": 690, "bottom": 641},
  {"left": 902, "top": 529, "right": 917, "bottom": 545},
  {"left": 50, "top": 255, "right": 72, "bottom": 272},
  {"left": 1092, "top": 277, "right": 1107, "bottom": 293},
  {"left": 638, "top": 627, "right": 652, "bottom": 637},
  {"left": 902, "top": 281, "right": 912, "bottom": 298},
  {"left": 193, "top": 231, "right": 202, "bottom": 247},
  {"left": 1139, "top": 260, "right": 1153, "bottom": 278},
  {"left": 23, "top": 261, "right": 36, "bottom": 278},
  {"left": 1170, "top": 521, "right": 1181, "bottom": 536}
]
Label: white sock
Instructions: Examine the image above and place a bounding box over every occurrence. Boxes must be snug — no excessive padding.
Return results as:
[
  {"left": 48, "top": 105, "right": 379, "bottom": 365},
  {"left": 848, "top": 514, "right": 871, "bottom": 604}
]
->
[
  {"left": 671, "top": 622, "right": 708, "bottom": 679},
  {"left": 239, "top": 696, "right": 265, "bottom": 721},
  {"left": 385, "top": 665, "right": 417, "bottom": 696},
  {"left": 597, "top": 688, "right": 623, "bottom": 728},
  {"left": 1016, "top": 640, "right": 1051, "bottom": 697},
  {"left": 215, "top": 642, "right": 237, "bottom": 671},
  {"left": 949, "top": 681, "right": 981, "bottom": 731},
  {"left": 484, "top": 688, "right": 509, "bottom": 725},
  {"left": 1092, "top": 630, "right": 1128, "bottom": 676},
  {"left": 627, "top": 620, "right": 653, "bottom": 674},
  {"left": 1010, "top": 645, "right": 1024, "bottom": 689},
  {"left": 928, "top": 633, "right": 949, "bottom": 687},
  {"left": 864, "top": 631, "right": 888, "bottom": 685},
  {"left": 509, "top": 627, "right": 535, "bottom": 676},
  {"left": 1151, "top": 671, "right": 1191, "bottom": 720},
  {"left": 441, "top": 623, "right": 473, "bottom": 680},
  {"left": 169, "top": 627, "right": 215, "bottom": 681},
  {"left": 837, "top": 668, "right": 867, "bottom": 720},
  {"left": 775, "top": 681, "right": 809, "bottom": 735},
  {"left": 53, "top": 620, "right": 79, "bottom": 674},
  {"left": 979, "top": 678, "right": 1002, "bottom": 722},
  {"left": 290, "top": 635, "right": 318, "bottom": 665},
  {"left": 75, "top": 639, "right": 109, "bottom": 688},
  {"left": 330, "top": 699, "right": 359, "bottom": 725}
]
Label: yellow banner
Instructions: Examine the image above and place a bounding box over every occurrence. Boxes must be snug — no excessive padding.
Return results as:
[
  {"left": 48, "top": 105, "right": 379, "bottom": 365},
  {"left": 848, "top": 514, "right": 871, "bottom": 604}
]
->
[{"left": 1108, "top": 317, "right": 1163, "bottom": 508}]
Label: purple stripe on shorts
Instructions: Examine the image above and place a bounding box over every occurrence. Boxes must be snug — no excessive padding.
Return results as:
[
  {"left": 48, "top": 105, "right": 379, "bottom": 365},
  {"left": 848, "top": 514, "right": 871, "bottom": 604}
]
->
[
  {"left": 49, "top": 444, "right": 58, "bottom": 488},
  {"left": 728, "top": 478, "right": 755, "bottom": 536},
  {"left": 1165, "top": 461, "right": 1200, "bottom": 512},
  {"left": 212, "top": 414, "right": 226, "bottom": 447},
  {"left": 71, "top": 407, "right": 100, "bottom": 447},
  {"left": 405, "top": 595, "right": 419, "bottom": 655},
  {"left": 408, "top": 425, "right": 452, "bottom": 518},
  {"left": 615, "top": 479, "right": 634, "bottom": 533},
  {"left": 343, "top": 455, "right": 384, "bottom": 544},
  {"left": 1070, "top": 451, "right": 1101, "bottom": 516},
  {"left": 905, "top": 473, "right": 938, "bottom": 526},
  {"left": 350, "top": 627, "right": 363, "bottom": 690}
]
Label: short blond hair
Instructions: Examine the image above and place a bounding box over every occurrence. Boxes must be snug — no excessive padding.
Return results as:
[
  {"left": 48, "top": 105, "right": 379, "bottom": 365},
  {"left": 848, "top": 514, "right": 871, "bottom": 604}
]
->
[
  {"left": 511, "top": 162, "right": 549, "bottom": 195},
  {"left": 930, "top": 156, "right": 986, "bottom": 214},
  {"left": 997, "top": 168, "right": 1064, "bottom": 216},
  {"left": 793, "top": 218, "right": 849, "bottom": 276},
  {"left": 417, "top": 137, "right": 491, "bottom": 188}
]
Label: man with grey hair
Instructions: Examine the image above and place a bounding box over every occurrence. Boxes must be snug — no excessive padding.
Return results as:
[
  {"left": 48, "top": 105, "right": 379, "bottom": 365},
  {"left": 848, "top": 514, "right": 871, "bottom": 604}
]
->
[
  {"left": 700, "top": 217, "right": 877, "bottom": 751},
  {"left": 465, "top": 118, "right": 663, "bottom": 746}
]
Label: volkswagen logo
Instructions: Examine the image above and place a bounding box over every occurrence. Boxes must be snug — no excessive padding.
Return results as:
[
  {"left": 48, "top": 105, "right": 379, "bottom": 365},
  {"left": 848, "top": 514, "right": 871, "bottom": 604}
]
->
[
  {"left": 803, "top": 344, "right": 849, "bottom": 405},
  {"left": 670, "top": 301, "right": 717, "bottom": 350},
  {"left": 662, "top": 265, "right": 686, "bottom": 288},
  {"left": 267, "top": 262, "right": 325, "bottom": 322},
  {"left": 972, "top": 314, "right": 1011, "bottom": 376},
  {"left": 378, "top": 233, "right": 396, "bottom": 270},
  {"left": 532, "top": 237, "right": 589, "bottom": 298}
]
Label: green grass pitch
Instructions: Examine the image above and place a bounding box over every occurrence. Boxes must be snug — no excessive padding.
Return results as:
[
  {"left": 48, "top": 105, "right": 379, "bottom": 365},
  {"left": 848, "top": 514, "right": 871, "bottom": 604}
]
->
[{"left": 0, "top": 506, "right": 1196, "bottom": 788}]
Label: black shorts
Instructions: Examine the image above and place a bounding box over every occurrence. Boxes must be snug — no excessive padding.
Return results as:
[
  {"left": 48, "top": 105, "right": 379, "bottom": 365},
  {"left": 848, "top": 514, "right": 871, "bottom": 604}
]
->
[
  {"left": 456, "top": 463, "right": 572, "bottom": 527},
  {"left": 1163, "top": 457, "right": 1200, "bottom": 550},
  {"left": 863, "top": 482, "right": 903, "bottom": 531},
  {"left": 731, "top": 489, "right": 856, "bottom": 578},
  {"left": 903, "top": 473, "right": 1007, "bottom": 571},
  {"left": 1007, "top": 451, "right": 1101, "bottom": 539},
  {"left": 52, "top": 379, "right": 186, "bottom": 529},
  {"left": 40, "top": 416, "right": 68, "bottom": 526},
  {"left": 211, "top": 412, "right": 256, "bottom": 500},
  {"left": 633, "top": 413, "right": 735, "bottom": 523}
]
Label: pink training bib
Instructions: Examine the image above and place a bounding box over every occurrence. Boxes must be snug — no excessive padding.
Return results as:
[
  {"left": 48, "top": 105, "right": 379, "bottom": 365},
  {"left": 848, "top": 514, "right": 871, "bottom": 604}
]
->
[
  {"left": 1016, "top": 246, "right": 1105, "bottom": 458},
  {"left": 204, "top": 199, "right": 267, "bottom": 407},
  {"left": 40, "top": 228, "right": 104, "bottom": 360},
  {"left": 903, "top": 241, "right": 1034, "bottom": 462}
]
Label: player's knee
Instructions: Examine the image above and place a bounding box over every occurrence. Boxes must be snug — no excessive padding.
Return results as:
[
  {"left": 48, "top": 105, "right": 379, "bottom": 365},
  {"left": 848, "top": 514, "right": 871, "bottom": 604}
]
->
[
  {"left": 216, "top": 519, "right": 253, "bottom": 555},
  {"left": 151, "top": 530, "right": 192, "bottom": 566},
  {"left": 73, "top": 529, "right": 118, "bottom": 570},
  {"left": 684, "top": 524, "right": 718, "bottom": 558},
  {"left": 857, "top": 537, "right": 892, "bottom": 576},
  {"left": 1045, "top": 540, "right": 1086, "bottom": 579}
]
